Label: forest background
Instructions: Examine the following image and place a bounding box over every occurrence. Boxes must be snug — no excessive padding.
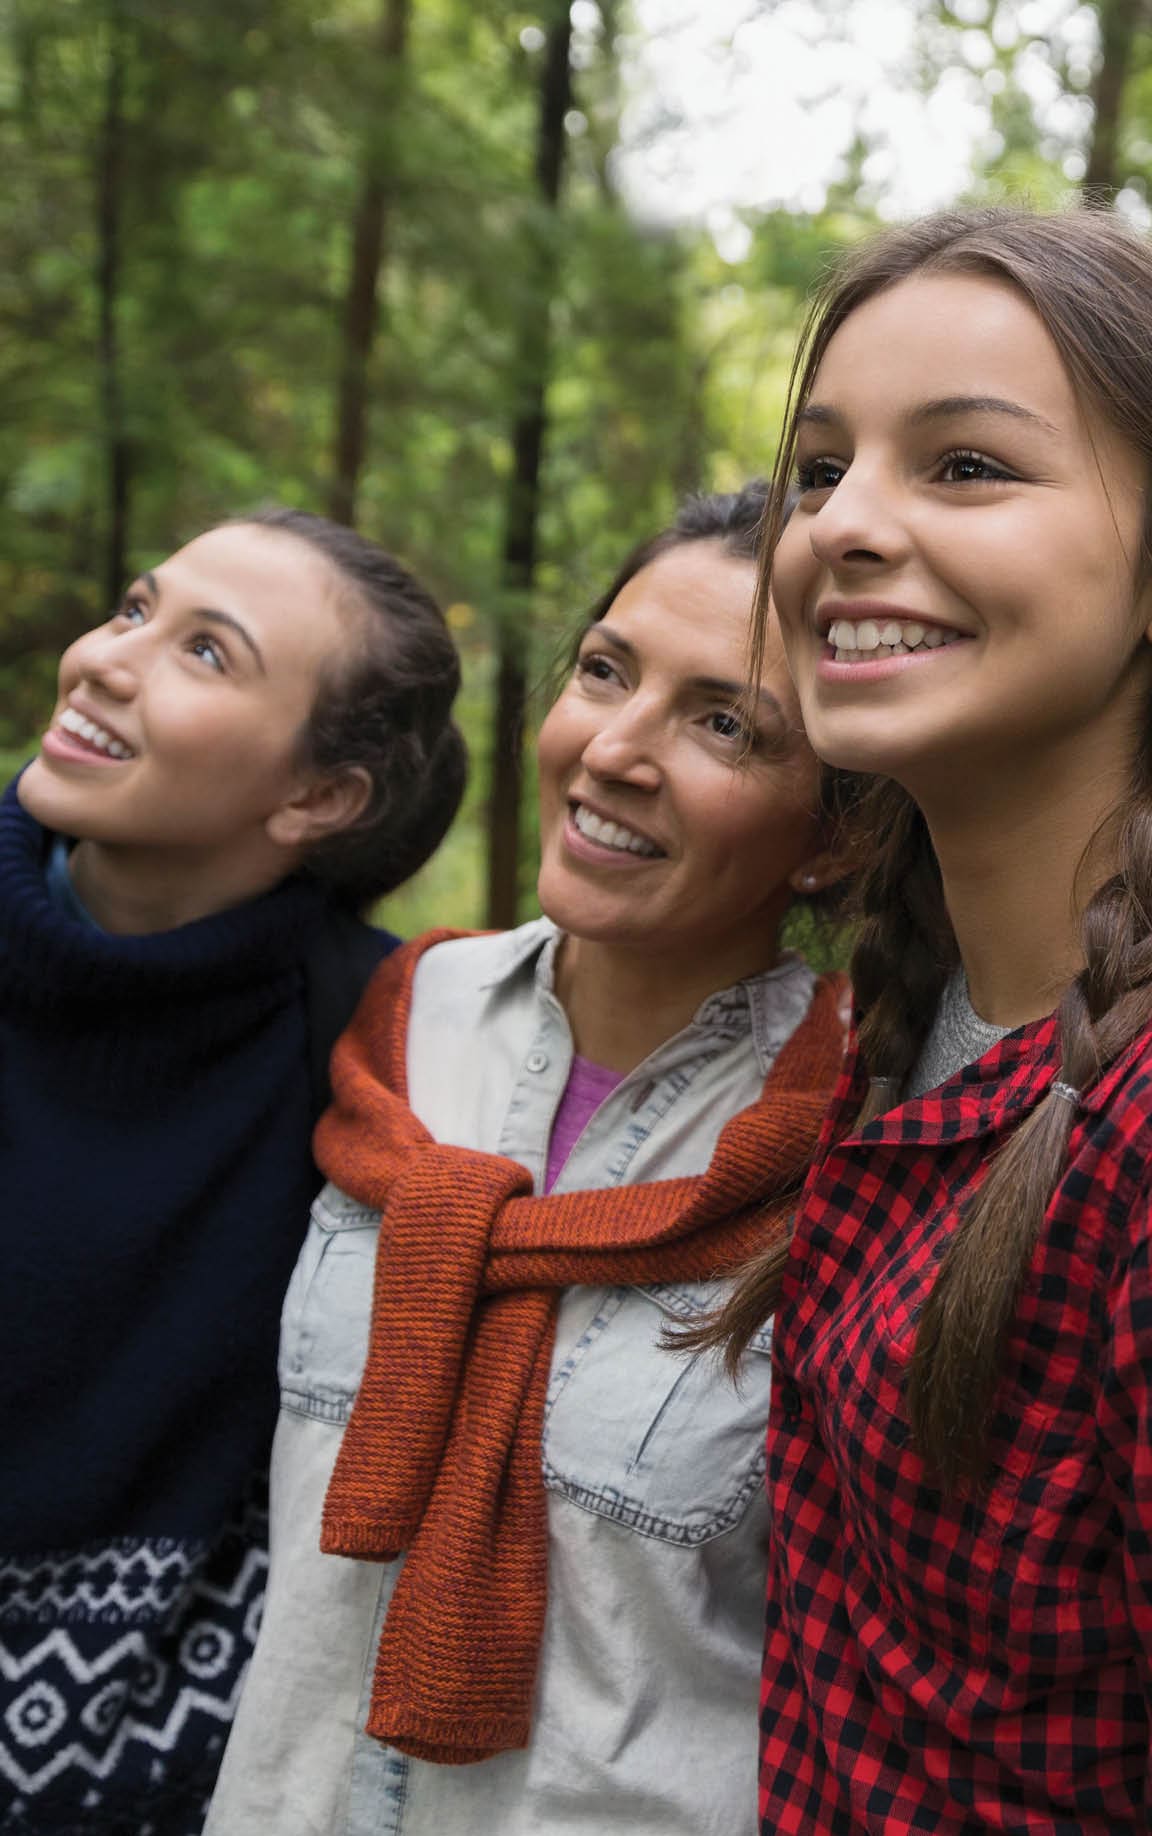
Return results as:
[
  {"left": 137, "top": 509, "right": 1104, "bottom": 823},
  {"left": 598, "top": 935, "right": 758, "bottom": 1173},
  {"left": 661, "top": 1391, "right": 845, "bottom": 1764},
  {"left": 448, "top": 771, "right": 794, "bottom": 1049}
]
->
[{"left": 1, "top": 0, "right": 1146, "bottom": 933}]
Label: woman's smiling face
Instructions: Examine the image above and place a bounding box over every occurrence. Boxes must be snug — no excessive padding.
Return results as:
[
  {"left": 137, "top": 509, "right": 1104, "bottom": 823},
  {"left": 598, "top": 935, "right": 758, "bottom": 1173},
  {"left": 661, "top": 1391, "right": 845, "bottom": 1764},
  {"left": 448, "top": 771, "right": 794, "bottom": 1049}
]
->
[
  {"left": 18, "top": 523, "right": 354, "bottom": 878},
  {"left": 772, "top": 271, "right": 1152, "bottom": 797},
  {"left": 536, "top": 540, "right": 825, "bottom": 973}
]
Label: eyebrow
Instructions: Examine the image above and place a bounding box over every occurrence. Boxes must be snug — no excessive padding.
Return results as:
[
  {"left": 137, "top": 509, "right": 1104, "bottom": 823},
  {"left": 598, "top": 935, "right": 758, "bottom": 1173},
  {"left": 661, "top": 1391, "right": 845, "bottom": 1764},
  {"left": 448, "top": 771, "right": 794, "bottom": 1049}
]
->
[
  {"left": 797, "top": 395, "right": 1059, "bottom": 436},
  {"left": 587, "top": 625, "right": 785, "bottom": 718},
  {"left": 139, "top": 570, "right": 267, "bottom": 672}
]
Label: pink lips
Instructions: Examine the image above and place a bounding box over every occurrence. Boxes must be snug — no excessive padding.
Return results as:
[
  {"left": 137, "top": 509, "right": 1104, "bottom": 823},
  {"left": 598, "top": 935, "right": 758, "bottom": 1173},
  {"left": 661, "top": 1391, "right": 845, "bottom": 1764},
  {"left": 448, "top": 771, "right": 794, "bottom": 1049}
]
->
[
  {"left": 40, "top": 726, "right": 128, "bottom": 767},
  {"left": 562, "top": 811, "right": 664, "bottom": 870}
]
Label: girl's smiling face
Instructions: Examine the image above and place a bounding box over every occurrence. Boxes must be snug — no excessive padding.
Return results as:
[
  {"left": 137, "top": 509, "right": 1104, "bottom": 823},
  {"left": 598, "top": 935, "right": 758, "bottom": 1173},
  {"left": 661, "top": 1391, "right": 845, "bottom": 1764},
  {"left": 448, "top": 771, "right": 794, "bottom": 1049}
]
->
[
  {"left": 772, "top": 271, "right": 1152, "bottom": 798},
  {"left": 19, "top": 523, "right": 358, "bottom": 893},
  {"left": 536, "top": 541, "right": 827, "bottom": 977}
]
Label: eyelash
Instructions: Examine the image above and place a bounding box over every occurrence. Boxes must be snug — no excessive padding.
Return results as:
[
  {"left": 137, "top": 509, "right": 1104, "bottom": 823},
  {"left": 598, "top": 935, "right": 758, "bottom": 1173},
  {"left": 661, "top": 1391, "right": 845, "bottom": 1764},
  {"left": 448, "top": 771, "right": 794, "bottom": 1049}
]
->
[{"left": 794, "top": 447, "right": 1017, "bottom": 493}]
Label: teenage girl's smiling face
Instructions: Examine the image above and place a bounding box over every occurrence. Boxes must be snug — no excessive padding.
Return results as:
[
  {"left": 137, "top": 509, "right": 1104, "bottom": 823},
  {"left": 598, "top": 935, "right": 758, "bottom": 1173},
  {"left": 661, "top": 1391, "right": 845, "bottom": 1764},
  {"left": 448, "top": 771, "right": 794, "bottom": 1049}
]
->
[
  {"left": 19, "top": 523, "right": 353, "bottom": 871},
  {"left": 536, "top": 541, "right": 826, "bottom": 972},
  {"left": 772, "top": 271, "right": 1152, "bottom": 793}
]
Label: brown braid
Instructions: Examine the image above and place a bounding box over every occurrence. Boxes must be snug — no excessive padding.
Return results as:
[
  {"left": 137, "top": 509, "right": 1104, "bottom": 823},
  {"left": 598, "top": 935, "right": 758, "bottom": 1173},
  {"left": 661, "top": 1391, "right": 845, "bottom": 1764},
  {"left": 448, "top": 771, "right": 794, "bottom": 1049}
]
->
[
  {"left": 692, "top": 774, "right": 953, "bottom": 1369},
  {"left": 910, "top": 733, "right": 1152, "bottom": 1487}
]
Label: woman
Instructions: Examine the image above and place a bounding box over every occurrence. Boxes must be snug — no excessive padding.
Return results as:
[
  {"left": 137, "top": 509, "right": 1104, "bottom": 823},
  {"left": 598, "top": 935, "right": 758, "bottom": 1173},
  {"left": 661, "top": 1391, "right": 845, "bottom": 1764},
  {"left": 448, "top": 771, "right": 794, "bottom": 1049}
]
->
[
  {"left": 733, "top": 208, "right": 1152, "bottom": 1833},
  {"left": 0, "top": 508, "right": 465, "bottom": 1835},
  {"left": 206, "top": 484, "right": 849, "bottom": 1836}
]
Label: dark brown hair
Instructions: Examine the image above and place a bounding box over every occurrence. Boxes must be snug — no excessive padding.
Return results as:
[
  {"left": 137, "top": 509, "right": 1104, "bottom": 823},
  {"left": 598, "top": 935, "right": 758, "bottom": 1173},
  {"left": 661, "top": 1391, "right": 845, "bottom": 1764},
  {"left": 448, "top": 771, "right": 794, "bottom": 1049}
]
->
[
  {"left": 234, "top": 508, "right": 467, "bottom": 910},
  {"left": 730, "top": 207, "right": 1152, "bottom": 1487}
]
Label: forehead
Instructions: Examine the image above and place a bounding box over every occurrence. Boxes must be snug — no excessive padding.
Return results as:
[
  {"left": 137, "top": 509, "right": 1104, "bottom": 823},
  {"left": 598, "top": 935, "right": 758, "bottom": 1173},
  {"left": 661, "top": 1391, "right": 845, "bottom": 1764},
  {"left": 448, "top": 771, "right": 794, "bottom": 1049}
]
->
[
  {"left": 605, "top": 541, "right": 792, "bottom": 697},
  {"left": 807, "top": 272, "right": 1080, "bottom": 428},
  {"left": 606, "top": 542, "right": 753, "bottom": 659},
  {"left": 156, "top": 525, "right": 343, "bottom": 626}
]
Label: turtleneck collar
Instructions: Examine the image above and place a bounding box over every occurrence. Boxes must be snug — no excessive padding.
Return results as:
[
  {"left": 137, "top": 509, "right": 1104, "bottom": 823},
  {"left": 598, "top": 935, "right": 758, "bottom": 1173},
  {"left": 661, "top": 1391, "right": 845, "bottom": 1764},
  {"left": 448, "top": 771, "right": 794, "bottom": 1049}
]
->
[{"left": 0, "top": 776, "right": 331, "bottom": 1094}]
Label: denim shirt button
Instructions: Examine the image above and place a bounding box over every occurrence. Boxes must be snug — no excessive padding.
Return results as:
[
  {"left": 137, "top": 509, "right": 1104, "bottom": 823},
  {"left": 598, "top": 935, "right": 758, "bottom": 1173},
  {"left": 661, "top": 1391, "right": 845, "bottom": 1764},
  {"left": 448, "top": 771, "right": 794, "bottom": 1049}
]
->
[{"left": 526, "top": 1050, "right": 550, "bottom": 1073}]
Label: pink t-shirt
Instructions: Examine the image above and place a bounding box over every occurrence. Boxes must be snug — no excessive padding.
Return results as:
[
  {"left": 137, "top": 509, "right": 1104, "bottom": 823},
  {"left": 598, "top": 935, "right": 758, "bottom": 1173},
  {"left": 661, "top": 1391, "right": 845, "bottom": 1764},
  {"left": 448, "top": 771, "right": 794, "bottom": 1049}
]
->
[{"left": 543, "top": 1055, "right": 624, "bottom": 1193}]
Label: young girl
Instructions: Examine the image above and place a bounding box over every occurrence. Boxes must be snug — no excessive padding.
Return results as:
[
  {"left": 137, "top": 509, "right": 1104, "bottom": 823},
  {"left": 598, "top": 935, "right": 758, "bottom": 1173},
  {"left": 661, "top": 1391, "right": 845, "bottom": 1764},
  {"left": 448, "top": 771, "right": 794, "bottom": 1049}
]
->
[
  {"left": 206, "top": 485, "right": 849, "bottom": 1836},
  {"left": 737, "top": 208, "right": 1152, "bottom": 1833},
  {"left": 0, "top": 508, "right": 464, "bottom": 1835}
]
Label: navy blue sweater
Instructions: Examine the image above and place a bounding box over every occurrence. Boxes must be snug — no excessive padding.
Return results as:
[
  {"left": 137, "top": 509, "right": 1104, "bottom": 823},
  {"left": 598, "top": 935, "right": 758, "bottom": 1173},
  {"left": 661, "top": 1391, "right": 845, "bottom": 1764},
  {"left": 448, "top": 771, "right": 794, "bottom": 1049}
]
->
[{"left": 0, "top": 782, "right": 392, "bottom": 1834}]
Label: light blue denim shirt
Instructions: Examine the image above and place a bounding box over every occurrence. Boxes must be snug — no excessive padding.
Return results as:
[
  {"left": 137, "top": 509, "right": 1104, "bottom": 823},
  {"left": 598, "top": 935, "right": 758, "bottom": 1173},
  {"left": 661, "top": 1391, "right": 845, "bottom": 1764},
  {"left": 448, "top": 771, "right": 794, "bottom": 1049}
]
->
[{"left": 207, "top": 920, "right": 816, "bottom": 1836}]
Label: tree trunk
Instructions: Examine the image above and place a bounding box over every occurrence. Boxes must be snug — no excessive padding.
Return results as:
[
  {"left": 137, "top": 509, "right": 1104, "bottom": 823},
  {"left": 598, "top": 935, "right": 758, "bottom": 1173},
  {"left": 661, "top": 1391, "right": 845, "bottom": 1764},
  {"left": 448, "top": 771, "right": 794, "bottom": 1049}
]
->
[
  {"left": 96, "top": 7, "right": 129, "bottom": 607},
  {"left": 484, "top": 8, "right": 573, "bottom": 928},
  {"left": 328, "top": 0, "right": 411, "bottom": 528},
  {"left": 1083, "top": 0, "right": 1143, "bottom": 201}
]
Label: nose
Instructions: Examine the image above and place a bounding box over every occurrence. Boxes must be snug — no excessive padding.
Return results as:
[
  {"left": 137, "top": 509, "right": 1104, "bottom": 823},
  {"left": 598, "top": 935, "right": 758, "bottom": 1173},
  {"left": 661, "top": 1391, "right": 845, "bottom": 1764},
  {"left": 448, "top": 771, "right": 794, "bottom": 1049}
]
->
[
  {"left": 807, "top": 458, "right": 912, "bottom": 577},
  {"left": 63, "top": 625, "right": 140, "bottom": 703},
  {"left": 578, "top": 696, "right": 664, "bottom": 792}
]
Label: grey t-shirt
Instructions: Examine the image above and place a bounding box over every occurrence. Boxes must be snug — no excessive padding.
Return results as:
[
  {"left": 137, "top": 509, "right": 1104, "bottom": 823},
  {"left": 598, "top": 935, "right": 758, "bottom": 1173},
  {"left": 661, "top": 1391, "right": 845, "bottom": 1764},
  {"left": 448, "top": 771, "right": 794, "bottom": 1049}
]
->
[{"left": 906, "top": 969, "right": 1012, "bottom": 1100}]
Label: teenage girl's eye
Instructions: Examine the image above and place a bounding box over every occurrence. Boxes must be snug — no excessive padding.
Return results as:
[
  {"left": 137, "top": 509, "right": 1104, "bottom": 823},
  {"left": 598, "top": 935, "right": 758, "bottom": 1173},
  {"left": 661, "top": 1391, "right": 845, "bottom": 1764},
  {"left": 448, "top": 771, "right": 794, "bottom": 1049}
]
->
[
  {"left": 795, "top": 456, "right": 846, "bottom": 494},
  {"left": 937, "top": 448, "right": 1015, "bottom": 485},
  {"left": 189, "top": 633, "right": 226, "bottom": 673},
  {"left": 113, "top": 598, "right": 147, "bottom": 628}
]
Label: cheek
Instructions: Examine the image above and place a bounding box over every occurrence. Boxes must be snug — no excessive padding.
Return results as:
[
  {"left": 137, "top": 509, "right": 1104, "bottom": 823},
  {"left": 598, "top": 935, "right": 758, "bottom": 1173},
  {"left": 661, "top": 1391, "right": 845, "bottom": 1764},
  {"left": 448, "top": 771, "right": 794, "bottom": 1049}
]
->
[
  {"left": 536, "top": 700, "right": 585, "bottom": 800},
  {"left": 688, "top": 766, "right": 820, "bottom": 877}
]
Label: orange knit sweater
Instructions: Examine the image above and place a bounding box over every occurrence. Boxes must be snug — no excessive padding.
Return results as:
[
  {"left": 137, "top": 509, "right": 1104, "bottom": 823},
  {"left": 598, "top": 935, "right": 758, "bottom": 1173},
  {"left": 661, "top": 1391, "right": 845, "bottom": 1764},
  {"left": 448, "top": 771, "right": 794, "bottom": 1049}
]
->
[{"left": 316, "top": 930, "right": 846, "bottom": 1766}]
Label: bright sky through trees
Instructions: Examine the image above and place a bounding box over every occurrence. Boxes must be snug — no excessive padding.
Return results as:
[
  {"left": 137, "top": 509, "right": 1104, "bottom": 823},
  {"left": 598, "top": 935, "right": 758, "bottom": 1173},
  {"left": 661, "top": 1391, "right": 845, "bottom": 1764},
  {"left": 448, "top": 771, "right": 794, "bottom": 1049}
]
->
[{"left": 609, "top": 0, "right": 1104, "bottom": 246}]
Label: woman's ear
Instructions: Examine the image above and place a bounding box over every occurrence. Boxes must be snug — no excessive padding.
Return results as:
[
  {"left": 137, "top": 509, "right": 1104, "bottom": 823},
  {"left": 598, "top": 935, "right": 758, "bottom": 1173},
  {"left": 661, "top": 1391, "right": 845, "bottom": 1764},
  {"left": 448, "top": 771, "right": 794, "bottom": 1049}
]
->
[
  {"left": 265, "top": 766, "right": 373, "bottom": 852},
  {"left": 787, "top": 846, "right": 854, "bottom": 896}
]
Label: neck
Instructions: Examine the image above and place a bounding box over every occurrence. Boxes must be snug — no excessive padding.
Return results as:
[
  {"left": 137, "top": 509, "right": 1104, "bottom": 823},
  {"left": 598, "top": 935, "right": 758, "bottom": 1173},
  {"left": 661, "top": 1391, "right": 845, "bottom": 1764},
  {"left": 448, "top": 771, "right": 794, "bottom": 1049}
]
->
[
  {"left": 918, "top": 734, "right": 1131, "bottom": 1029},
  {"left": 68, "top": 837, "right": 292, "bottom": 934},
  {"left": 553, "top": 929, "right": 783, "bottom": 1073}
]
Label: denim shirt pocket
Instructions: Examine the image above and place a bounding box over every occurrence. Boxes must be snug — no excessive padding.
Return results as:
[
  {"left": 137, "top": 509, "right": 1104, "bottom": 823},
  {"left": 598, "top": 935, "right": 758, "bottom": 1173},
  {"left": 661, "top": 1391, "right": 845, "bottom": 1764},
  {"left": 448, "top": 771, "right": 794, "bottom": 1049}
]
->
[
  {"left": 541, "top": 1280, "right": 773, "bottom": 1545},
  {"left": 279, "top": 1181, "right": 379, "bottom": 1424}
]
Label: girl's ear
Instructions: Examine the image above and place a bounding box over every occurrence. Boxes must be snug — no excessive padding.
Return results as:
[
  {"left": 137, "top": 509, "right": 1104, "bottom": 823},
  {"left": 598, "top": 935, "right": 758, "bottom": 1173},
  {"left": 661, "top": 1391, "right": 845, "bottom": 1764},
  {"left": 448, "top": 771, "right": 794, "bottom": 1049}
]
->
[
  {"left": 788, "top": 846, "right": 854, "bottom": 896},
  {"left": 265, "top": 766, "right": 373, "bottom": 851}
]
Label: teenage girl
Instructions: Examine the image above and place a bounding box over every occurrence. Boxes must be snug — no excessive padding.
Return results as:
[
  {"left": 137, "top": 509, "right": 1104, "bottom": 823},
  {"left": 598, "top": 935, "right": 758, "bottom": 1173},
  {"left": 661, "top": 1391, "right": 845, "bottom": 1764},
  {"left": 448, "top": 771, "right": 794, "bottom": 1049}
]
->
[
  {"left": 0, "top": 508, "right": 464, "bottom": 1835},
  {"left": 730, "top": 208, "right": 1152, "bottom": 1833},
  {"left": 206, "top": 485, "right": 849, "bottom": 1836}
]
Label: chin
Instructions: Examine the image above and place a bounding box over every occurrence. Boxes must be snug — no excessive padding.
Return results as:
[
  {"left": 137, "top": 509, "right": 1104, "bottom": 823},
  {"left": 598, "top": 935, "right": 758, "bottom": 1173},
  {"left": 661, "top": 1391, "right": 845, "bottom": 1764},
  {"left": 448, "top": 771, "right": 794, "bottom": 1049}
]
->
[{"left": 14, "top": 758, "right": 61, "bottom": 825}]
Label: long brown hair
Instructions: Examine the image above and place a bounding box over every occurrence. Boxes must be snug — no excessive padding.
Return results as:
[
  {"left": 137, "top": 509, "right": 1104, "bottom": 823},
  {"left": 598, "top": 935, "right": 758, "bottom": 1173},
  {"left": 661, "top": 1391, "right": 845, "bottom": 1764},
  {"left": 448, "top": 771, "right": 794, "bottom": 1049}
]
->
[{"left": 727, "top": 209, "right": 1152, "bottom": 1487}]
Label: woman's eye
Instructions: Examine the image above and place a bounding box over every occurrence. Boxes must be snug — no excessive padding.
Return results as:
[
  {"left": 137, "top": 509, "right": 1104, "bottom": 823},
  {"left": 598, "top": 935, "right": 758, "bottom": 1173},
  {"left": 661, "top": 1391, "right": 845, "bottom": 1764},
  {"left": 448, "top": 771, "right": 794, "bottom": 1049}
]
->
[
  {"left": 115, "top": 600, "right": 147, "bottom": 628},
  {"left": 575, "top": 653, "right": 623, "bottom": 687},
  {"left": 189, "top": 634, "right": 226, "bottom": 672},
  {"left": 706, "top": 709, "right": 747, "bottom": 743},
  {"left": 795, "top": 457, "right": 846, "bottom": 493},
  {"left": 938, "top": 449, "right": 1014, "bottom": 485}
]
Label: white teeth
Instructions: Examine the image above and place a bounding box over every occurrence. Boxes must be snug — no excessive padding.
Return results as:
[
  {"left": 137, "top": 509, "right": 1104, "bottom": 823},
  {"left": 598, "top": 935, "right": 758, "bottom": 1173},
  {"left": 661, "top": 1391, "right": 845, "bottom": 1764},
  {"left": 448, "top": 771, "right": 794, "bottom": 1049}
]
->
[
  {"left": 58, "top": 706, "right": 134, "bottom": 758},
  {"left": 573, "top": 804, "right": 660, "bottom": 858},
  {"left": 826, "top": 618, "right": 960, "bottom": 659}
]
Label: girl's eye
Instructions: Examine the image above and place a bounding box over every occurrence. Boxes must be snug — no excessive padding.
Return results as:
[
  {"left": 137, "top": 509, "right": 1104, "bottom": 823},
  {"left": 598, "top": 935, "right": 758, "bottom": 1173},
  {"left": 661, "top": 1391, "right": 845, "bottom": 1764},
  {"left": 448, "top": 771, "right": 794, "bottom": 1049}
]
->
[
  {"left": 795, "top": 457, "right": 846, "bottom": 493},
  {"left": 189, "top": 634, "right": 226, "bottom": 673},
  {"left": 937, "top": 449, "right": 1014, "bottom": 485},
  {"left": 115, "top": 599, "right": 147, "bottom": 628}
]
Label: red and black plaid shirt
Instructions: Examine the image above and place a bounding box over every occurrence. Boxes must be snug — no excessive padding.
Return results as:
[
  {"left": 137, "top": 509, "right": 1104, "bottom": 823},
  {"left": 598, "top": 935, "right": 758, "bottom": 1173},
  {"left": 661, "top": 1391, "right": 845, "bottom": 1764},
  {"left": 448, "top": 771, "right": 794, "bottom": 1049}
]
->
[{"left": 762, "top": 1011, "right": 1152, "bottom": 1834}]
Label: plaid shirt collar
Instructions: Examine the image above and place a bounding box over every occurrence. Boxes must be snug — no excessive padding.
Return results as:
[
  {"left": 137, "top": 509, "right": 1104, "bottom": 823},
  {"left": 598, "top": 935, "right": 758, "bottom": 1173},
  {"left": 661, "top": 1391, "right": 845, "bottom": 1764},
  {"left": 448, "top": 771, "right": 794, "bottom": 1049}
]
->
[{"left": 826, "top": 1007, "right": 1069, "bottom": 1152}]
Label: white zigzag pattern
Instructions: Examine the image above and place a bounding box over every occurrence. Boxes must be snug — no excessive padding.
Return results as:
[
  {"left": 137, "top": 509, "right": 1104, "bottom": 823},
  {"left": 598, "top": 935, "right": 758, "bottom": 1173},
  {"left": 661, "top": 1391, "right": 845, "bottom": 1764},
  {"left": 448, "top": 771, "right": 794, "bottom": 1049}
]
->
[
  {"left": 0, "top": 1654, "right": 249, "bottom": 1794},
  {"left": 0, "top": 1546, "right": 267, "bottom": 1795}
]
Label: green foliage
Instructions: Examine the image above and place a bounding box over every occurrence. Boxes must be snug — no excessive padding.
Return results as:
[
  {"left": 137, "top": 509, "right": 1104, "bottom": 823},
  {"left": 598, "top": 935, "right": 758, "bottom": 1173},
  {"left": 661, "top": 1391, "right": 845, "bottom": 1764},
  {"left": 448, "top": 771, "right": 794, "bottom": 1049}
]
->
[{"left": 6, "top": 0, "right": 1138, "bottom": 940}]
